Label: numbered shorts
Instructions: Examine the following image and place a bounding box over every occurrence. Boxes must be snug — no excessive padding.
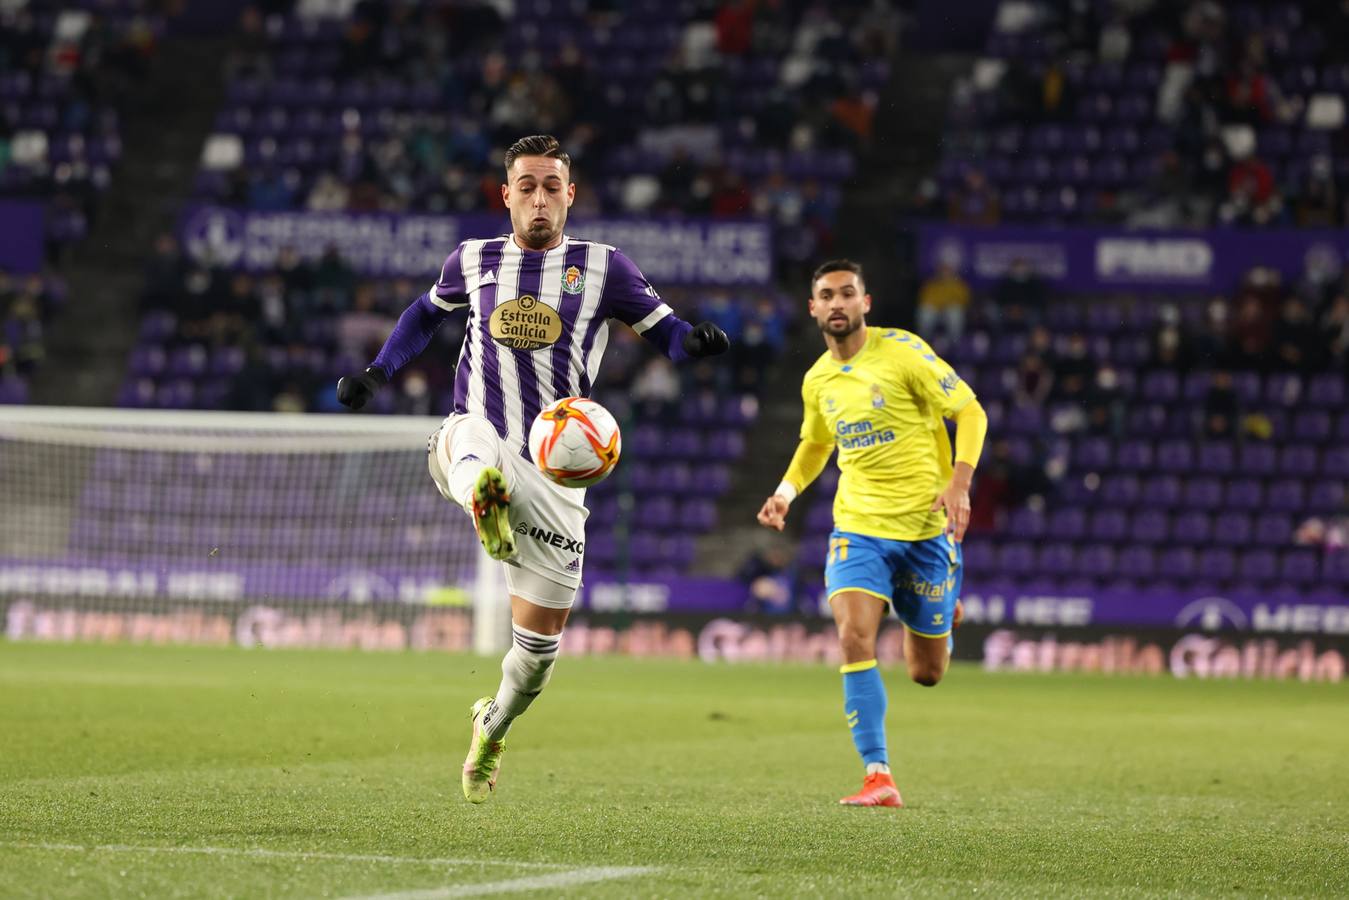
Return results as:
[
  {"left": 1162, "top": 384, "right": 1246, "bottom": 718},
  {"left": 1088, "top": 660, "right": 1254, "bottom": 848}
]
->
[
  {"left": 824, "top": 530, "right": 963, "bottom": 638},
  {"left": 427, "top": 413, "right": 588, "bottom": 609}
]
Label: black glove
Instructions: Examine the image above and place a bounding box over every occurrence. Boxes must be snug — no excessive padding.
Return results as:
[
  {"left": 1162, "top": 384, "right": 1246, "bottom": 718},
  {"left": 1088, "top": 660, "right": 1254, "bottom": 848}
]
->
[
  {"left": 682, "top": 321, "right": 730, "bottom": 358},
  {"left": 336, "top": 366, "right": 388, "bottom": 410}
]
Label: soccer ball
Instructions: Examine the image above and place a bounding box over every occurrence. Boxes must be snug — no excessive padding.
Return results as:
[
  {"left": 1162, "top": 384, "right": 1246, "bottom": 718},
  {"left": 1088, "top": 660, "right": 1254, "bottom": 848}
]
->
[{"left": 528, "top": 397, "right": 622, "bottom": 488}]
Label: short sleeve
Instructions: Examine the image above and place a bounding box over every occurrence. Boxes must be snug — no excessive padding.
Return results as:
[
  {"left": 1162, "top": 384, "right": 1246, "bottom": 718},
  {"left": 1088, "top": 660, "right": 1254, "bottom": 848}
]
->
[
  {"left": 429, "top": 245, "right": 469, "bottom": 311},
  {"left": 603, "top": 249, "right": 671, "bottom": 334},
  {"left": 897, "top": 336, "right": 976, "bottom": 418},
  {"left": 800, "top": 376, "right": 833, "bottom": 444}
]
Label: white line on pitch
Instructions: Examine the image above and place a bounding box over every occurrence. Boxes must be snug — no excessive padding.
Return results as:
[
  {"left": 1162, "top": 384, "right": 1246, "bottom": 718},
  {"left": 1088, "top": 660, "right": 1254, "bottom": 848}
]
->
[
  {"left": 342, "top": 866, "right": 657, "bottom": 899},
  {"left": 0, "top": 841, "right": 567, "bottom": 870}
]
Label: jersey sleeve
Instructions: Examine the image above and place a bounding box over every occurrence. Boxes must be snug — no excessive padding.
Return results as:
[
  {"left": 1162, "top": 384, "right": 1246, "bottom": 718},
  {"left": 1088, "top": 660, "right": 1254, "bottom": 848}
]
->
[
  {"left": 429, "top": 245, "right": 469, "bottom": 311},
  {"left": 894, "top": 334, "right": 977, "bottom": 418},
  {"left": 800, "top": 374, "right": 834, "bottom": 444},
  {"left": 603, "top": 249, "right": 672, "bottom": 333}
]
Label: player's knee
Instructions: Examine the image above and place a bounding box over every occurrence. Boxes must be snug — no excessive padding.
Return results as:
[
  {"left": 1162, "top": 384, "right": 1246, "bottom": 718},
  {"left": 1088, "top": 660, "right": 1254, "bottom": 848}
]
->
[
  {"left": 837, "top": 627, "right": 875, "bottom": 662},
  {"left": 908, "top": 664, "right": 943, "bottom": 687}
]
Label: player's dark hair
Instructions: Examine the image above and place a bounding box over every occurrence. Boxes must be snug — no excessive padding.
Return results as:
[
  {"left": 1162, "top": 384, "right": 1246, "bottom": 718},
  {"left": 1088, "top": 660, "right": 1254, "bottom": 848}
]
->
[
  {"left": 812, "top": 259, "right": 864, "bottom": 287},
  {"left": 504, "top": 134, "right": 571, "bottom": 174}
]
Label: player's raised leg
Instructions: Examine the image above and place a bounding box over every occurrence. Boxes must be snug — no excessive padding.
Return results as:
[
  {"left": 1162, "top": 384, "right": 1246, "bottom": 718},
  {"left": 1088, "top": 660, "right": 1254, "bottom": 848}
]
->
[
  {"left": 429, "top": 414, "right": 516, "bottom": 561},
  {"left": 831, "top": 589, "right": 903, "bottom": 808},
  {"left": 463, "top": 581, "right": 571, "bottom": 803}
]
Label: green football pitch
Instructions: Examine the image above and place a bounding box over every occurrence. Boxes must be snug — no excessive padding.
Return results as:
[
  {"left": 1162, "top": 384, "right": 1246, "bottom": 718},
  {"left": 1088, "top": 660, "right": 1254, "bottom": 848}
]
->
[{"left": 1, "top": 643, "right": 1345, "bottom": 898}]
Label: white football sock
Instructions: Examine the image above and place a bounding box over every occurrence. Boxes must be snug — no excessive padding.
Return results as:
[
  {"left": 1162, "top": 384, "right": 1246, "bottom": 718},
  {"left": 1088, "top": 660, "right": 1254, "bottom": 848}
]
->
[
  {"left": 866, "top": 762, "right": 891, "bottom": 776},
  {"left": 481, "top": 624, "right": 560, "bottom": 741},
  {"left": 440, "top": 416, "right": 502, "bottom": 514}
]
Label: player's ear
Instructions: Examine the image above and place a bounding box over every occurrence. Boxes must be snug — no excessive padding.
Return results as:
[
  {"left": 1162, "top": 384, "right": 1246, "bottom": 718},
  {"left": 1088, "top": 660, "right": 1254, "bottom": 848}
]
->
[
  {"left": 565, "top": 181, "right": 576, "bottom": 207},
  {"left": 500, "top": 181, "right": 510, "bottom": 207},
  {"left": 863, "top": 293, "right": 872, "bottom": 313}
]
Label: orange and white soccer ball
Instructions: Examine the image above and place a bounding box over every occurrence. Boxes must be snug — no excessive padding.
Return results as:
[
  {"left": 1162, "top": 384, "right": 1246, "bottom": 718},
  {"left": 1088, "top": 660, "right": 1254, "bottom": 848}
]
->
[{"left": 528, "top": 397, "right": 622, "bottom": 488}]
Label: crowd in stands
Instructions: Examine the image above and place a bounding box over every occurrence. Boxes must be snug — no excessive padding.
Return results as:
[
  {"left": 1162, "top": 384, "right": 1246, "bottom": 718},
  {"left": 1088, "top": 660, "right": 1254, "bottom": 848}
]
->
[
  {"left": 0, "top": 268, "right": 65, "bottom": 403},
  {"left": 0, "top": 1, "right": 164, "bottom": 262},
  {"left": 203, "top": 0, "right": 896, "bottom": 278},
  {"left": 127, "top": 232, "right": 795, "bottom": 417},
  {"left": 930, "top": 0, "right": 1349, "bottom": 227}
]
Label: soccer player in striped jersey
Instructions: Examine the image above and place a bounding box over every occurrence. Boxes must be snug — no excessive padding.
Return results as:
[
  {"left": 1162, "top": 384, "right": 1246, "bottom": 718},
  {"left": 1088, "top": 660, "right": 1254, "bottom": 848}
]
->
[
  {"left": 756, "top": 260, "right": 988, "bottom": 808},
  {"left": 337, "top": 135, "right": 729, "bottom": 803}
]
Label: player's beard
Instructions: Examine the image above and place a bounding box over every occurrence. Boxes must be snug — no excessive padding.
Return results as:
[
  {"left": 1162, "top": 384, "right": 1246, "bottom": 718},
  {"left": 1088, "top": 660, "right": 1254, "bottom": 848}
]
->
[
  {"left": 819, "top": 313, "right": 862, "bottom": 339},
  {"left": 519, "top": 212, "right": 563, "bottom": 249}
]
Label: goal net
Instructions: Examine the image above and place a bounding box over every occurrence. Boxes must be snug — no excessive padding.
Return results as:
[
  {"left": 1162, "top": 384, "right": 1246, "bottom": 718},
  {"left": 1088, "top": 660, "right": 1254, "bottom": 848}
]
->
[{"left": 0, "top": 407, "right": 509, "bottom": 653}]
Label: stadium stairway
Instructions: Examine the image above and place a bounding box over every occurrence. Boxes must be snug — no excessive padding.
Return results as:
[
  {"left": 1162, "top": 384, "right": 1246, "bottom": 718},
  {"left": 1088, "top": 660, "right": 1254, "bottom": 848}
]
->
[
  {"left": 837, "top": 52, "right": 973, "bottom": 325},
  {"left": 690, "top": 51, "right": 973, "bottom": 577},
  {"left": 30, "top": 35, "right": 232, "bottom": 408}
]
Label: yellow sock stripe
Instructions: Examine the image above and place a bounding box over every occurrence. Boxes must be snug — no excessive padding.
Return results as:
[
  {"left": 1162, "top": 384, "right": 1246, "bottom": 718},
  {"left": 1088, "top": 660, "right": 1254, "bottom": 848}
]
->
[{"left": 839, "top": 659, "right": 878, "bottom": 674}]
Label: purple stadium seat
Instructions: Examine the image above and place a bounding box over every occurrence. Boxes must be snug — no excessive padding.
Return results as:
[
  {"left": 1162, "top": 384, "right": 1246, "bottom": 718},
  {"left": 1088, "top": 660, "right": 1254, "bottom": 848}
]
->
[
  {"left": 1140, "top": 371, "right": 1179, "bottom": 402},
  {"left": 1047, "top": 508, "right": 1087, "bottom": 540},
  {"left": 1196, "top": 442, "right": 1235, "bottom": 474},
  {"left": 1155, "top": 440, "right": 1193, "bottom": 472},
  {"left": 1224, "top": 479, "right": 1264, "bottom": 510},
  {"left": 1238, "top": 444, "right": 1277, "bottom": 475},
  {"left": 1088, "top": 509, "right": 1128, "bottom": 542},
  {"left": 1292, "top": 411, "right": 1331, "bottom": 443},
  {"left": 997, "top": 542, "right": 1036, "bottom": 575},
  {"left": 1037, "top": 543, "right": 1076, "bottom": 574},
  {"left": 1158, "top": 547, "right": 1196, "bottom": 579},
  {"left": 1266, "top": 480, "right": 1306, "bottom": 512},
  {"left": 1116, "top": 439, "right": 1154, "bottom": 471},
  {"left": 1007, "top": 507, "right": 1046, "bottom": 539},
  {"left": 1117, "top": 545, "right": 1156, "bottom": 578},
  {"left": 1211, "top": 513, "right": 1252, "bottom": 546},
  {"left": 1253, "top": 514, "right": 1293, "bottom": 546},
  {"left": 1324, "top": 552, "right": 1349, "bottom": 586},
  {"left": 1279, "top": 551, "right": 1319, "bottom": 584},
  {"left": 1279, "top": 445, "right": 1318, "bottom": 476},
  {"left": 1137, "top": 475, "right": 1180, "bottom": 508},
  {"left": 678, "top": 499, "right": 717, "bottom": 532},
  {"left": 1171, "top": 511, "right": 1213, "bottom": 544},
  {"left": 1180, "top": 477, "right": 1223, "bottom": 510},
  {"left": 1078, "top": 544, "right": 1116, "bottom": 578},
  {"left": 1310, "top": 481, "right": 1345, "bottom": 515},
  {"left": 1306, "top": 374, "right": 1345, "bottom": 407},
  {"left": 1101, "top": 475, "right": 1140, "bottom": 506},
  {"left": 1075, "top": 437, "right": 1113, "bottom": 470},
  {"left": 1129, "top": 510, "right": 1169, "bottom": 544},
  {"left": 1236, "top": 550, "right": 1277, "bottom": 583},
  {"left": 1196, "top": 548, "right": 1237, "bottom": 581}
]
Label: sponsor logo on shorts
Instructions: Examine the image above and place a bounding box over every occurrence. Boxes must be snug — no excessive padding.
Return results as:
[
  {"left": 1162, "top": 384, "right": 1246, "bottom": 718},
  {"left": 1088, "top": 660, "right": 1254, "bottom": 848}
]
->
[
  {"left": 897, "top": 572, "right": 955, "bottom": 599},
  {"left": 514, "top": 520, "right": 585, "bottom": 554}
]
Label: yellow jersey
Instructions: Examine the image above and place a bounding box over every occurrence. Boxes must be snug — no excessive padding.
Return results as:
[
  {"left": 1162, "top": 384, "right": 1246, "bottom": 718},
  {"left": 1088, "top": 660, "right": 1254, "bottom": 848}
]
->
[{"left": 798, "top": 327, "right": 977, "bottom": 541}]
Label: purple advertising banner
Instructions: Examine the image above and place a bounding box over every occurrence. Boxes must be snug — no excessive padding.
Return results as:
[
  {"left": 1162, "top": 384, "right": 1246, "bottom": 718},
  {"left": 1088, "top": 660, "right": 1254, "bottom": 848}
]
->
[
  {"left": 918, "top": 223, "right": 1349, "bottom": 293},
  {"left": 179, "top": 205, "right": 773, "bottom": 286},
  {"left": 0, "top": 200, "right": 45, "bottom": 274},
  {"left": 1, "top": 557, "right": 1345, "bottom": 635}
]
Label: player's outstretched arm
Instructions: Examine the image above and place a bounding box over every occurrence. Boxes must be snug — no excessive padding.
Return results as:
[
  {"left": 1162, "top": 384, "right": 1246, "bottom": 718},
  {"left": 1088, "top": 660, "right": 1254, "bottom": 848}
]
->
[
  {"left": 930, "top": 400, "right": 988, "bottom": 542},
  {"left": 758, "top": 439, "right": 833, "bottom": 531},
  {"left": 336, "top": 292, "right": 452, "bottom": 410}
]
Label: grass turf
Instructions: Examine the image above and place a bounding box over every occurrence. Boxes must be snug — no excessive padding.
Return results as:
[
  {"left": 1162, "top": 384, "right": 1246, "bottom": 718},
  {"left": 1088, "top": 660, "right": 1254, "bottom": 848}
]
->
[{"left": 0, "top": 642, "right": 1346, "bottom": 898}]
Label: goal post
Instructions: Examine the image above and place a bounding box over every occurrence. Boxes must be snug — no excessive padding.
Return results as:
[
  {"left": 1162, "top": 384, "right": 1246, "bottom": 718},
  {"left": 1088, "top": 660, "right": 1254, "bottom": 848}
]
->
[{"left": 0, "top": 406, "right": 510, "bottom": 654}]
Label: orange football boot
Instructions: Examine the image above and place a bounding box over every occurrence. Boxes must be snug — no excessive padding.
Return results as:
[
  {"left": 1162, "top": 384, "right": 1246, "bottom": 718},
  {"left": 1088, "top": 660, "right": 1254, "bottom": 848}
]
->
[{"left": 839, "top": 771, "right": 904, "bottom": 807}]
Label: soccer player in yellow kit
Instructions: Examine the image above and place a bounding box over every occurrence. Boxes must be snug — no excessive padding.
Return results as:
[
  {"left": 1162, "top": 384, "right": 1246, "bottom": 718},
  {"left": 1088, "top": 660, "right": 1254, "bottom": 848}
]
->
[{"left": 757, "top": 259, "right": 988, "bottom": 808}]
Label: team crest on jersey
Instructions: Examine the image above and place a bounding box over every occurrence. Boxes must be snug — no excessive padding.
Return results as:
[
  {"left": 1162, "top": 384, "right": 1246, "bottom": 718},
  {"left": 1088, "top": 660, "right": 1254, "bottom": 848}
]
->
[
  {"left": 489, "top": 294, "right": 563, "bottom": 350},
  {"left": 870, "top": 384, "right": 885, "bottom": 408},
  {"left": 825, "top": 396, "right": 838, "bottom": 413},
  {"left": 562, "top": 265, "right": 585, "bottom": 294}
]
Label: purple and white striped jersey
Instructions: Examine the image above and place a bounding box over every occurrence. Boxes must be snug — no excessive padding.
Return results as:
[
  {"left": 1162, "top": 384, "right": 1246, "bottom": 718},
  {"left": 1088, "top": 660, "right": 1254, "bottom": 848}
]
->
[{"left": 373, "top": 233, "right": 693, "bottom": 457}]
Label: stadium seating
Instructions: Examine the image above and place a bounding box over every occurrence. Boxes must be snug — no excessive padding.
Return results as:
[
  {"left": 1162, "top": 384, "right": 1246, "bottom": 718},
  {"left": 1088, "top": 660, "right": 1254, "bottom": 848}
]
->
[
  {"left": 938, "top": 2, "right": 1349, "bottom": 225},
  {"left": 798, "top": 285, "right": 1347, "bottom": 600}
]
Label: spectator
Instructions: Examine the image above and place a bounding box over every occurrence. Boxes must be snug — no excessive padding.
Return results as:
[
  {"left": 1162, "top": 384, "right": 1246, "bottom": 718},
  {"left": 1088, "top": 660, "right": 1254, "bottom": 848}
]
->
[
  {"left": 1272, "top": 297, "right": 1322, "bottom": 371},
  {"left": 1230, "top": 293, "right": 1273, "bottom": 369},
  {"left": 916, "top": 262, "right": 971, "bottom": 341},
  {"left": 1220, "top": 154, "right": 1280, "bottom": 226},
  {"left": 630, "top": 356, "right": 681, "bottom": 418},
  {"left": 1203, "top": 370, "right": 1240, "bottom": 439},
  {"left": 739, "top": 544, "right": 795, "bottom": 615},
  {"left": 1321, "top": 293, "right": 1349, "bottom": 370},
  {"left": 947, "top": 169, "right": 1000, "bottom": 226},
  {"left": 994, "top": 258, "right": 1048, "bottom": 326},
  {"left": 1294, "top": 156, "right": 1340, "bottom": 228}
]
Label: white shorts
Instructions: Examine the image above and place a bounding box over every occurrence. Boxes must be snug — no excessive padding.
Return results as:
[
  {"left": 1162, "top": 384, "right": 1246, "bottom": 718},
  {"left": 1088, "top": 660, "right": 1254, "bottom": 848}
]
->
[{"left": 427, "top": 414, "right": 587, "bottom": 610}]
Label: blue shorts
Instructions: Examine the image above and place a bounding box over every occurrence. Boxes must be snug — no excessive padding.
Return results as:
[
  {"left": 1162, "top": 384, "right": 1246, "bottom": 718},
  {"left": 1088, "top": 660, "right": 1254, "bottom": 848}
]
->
[{"left": 824, "top": 530, "right": 963, "bottom": 638}]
